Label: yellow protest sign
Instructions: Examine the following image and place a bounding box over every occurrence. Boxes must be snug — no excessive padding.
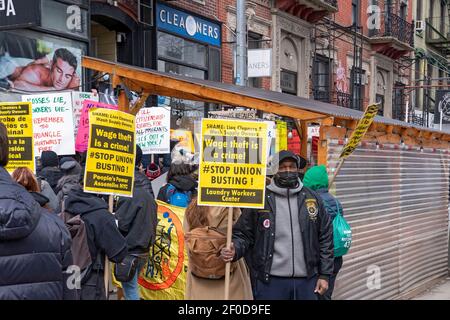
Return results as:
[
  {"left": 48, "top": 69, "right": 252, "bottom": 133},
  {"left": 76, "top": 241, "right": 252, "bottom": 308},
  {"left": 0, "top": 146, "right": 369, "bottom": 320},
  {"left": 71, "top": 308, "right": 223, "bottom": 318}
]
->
[
  {"left": 84, "top": 108, "right": 136, "bottom": 197},
  {"left": 198, "top": 119, "right": 268, "bottom": 208},
  {"left": 170, "top": 129, "right": 194, "bottom": 153},
  {"left": 139, "top": 201, "right": 188, "bottom": 300},
  {"left": 339, "top": 103, "right": 379, "bottom": 159},
  {"left": 276, "top": 120, "right": 288, "bottom": 153},
  {"left": 0, "top": 102, "right": 34, "bottom": 173}
]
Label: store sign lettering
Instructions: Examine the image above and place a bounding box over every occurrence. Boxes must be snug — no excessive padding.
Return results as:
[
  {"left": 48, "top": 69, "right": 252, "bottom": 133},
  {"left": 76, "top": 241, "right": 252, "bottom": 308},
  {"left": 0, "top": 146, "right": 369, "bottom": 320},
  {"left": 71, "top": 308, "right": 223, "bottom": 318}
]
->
[
  {"left": 66, "top": 5, "right": 82, "bottom": 32},
  {"left": 157, "top": 3, "right": 221, "bottom": 47},
  {"left": 0, "top": 0, "right": 16, "bottom": 16}
]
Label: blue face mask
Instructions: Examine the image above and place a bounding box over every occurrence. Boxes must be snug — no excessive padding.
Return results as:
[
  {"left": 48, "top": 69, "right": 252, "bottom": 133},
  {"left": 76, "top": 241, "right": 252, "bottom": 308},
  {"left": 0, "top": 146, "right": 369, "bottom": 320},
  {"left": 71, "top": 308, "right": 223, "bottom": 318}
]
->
[{"left": 274, "top": 171, "right": 299, "bottom": 188}]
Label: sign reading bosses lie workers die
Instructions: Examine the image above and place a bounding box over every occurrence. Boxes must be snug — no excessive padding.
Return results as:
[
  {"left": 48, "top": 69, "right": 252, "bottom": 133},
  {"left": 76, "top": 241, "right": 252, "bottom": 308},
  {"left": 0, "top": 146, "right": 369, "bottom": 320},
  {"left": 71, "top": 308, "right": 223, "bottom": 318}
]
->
[
  {"left": 198, "top": 119, "right": 268, "bottom": 208},
  {"left": 0, "top": 102, "right": 34, "bottom": 173},
  {"left": 84, "top": 108, "right": 136, "bottom": 197}
]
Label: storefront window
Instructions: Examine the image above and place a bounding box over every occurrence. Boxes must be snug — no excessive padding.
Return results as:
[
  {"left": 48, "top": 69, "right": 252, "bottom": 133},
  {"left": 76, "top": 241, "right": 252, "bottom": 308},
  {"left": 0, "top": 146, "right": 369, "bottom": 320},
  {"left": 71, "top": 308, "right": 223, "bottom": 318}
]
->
[
  {"left": 281, "top": 69, "right": 297, "bottom": 95},
  {"left": 156, "top": 3, "right": 221, "bottom": 133},
  {"left": 158, "top": 60, "right": 206, "bottom": 79},
  {"left": 158, "top": 32, "right": 207, "bottom": 69}
]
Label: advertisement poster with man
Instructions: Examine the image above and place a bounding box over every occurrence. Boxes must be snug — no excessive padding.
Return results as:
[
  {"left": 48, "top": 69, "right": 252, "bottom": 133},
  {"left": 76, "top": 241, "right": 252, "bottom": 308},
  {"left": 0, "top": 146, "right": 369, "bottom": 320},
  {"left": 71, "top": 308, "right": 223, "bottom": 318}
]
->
[{"left": 0, "top": 32, "right": 82, "bottom": 92}]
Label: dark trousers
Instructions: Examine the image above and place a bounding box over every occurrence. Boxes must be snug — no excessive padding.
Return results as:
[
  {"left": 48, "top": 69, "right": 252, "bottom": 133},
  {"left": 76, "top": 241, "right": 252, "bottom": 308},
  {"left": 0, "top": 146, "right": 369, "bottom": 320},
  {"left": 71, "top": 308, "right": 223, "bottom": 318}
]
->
[
  {"left": 318, "top": 257, "right": 343, "bottom": 300},
  {"left": 253, "top": 275, "right": 318, "bottom": 300}
]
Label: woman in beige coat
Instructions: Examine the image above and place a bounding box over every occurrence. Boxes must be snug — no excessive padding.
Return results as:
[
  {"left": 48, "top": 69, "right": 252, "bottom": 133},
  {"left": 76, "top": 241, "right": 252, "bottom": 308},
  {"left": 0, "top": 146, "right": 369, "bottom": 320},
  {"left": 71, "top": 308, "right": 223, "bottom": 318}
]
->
[{"left": 184, "top": 199, "right": 253, "bottom": 300}]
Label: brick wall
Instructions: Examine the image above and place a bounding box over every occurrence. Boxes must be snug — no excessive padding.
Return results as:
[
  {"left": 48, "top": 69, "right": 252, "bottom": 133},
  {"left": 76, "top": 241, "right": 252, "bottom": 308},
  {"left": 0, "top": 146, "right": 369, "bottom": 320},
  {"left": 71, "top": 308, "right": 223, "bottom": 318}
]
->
[{"left": 164, "top": 0, "right": 271, "bottom": 88}]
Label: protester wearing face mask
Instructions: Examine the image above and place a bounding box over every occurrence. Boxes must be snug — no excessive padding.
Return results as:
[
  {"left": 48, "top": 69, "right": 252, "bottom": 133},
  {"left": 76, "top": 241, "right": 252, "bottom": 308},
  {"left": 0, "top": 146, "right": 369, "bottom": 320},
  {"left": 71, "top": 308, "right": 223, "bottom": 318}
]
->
[{"left": 221, "top": 150, "right": 334, "bottom": 300}]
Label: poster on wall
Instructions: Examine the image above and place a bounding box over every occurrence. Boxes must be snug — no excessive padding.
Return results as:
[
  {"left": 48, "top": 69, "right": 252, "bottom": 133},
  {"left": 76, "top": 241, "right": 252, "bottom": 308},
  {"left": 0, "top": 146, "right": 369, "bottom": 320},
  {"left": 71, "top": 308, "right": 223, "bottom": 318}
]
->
[
  {"left": 22, "top": 92, "right": 75, "bottom": 156},
  {"left": 0, "top": 31, "right": 82, "bottom": 93}
]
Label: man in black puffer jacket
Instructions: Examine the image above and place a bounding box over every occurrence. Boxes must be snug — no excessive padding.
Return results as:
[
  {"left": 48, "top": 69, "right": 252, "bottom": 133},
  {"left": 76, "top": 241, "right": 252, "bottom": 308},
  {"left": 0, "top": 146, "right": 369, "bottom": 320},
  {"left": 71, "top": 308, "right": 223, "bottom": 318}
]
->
[
  {"left": 115, "top": 145, "right": 157, "bottom": 300},
  {"left": 0, "top": 123, "right": 77, "bottom": 300}
]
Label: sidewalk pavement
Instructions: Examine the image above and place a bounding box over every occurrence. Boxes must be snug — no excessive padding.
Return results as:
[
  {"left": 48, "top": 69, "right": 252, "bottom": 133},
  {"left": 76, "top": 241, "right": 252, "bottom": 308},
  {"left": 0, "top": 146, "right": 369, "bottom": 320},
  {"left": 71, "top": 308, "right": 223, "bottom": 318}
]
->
[{"left": 412, "top": 277, "right": 450, "bottom": 300}]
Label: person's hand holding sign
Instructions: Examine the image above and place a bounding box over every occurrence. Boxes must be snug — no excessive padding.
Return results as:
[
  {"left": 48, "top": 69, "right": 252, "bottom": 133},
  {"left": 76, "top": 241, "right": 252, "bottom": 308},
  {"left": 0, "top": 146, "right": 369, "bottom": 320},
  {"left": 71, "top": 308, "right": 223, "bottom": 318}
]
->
[{"left": 220, "top": 242, "right": 235, "bottom": 263}]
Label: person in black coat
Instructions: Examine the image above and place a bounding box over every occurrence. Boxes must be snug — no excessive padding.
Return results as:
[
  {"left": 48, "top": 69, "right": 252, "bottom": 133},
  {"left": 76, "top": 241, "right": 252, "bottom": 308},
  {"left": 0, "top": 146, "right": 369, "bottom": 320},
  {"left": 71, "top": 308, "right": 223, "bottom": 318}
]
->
[
  {"left": 115, "top": 145, "right": 157, "bottom": 300},
  {"left": 0, "top": 123, "right": 77, "bottom": 300},
  {"left": 64, "top": 174, "right": 128, "bottom": 300},
  {"left": 38, "top": 150, "right": 63, "bottom": 193}
]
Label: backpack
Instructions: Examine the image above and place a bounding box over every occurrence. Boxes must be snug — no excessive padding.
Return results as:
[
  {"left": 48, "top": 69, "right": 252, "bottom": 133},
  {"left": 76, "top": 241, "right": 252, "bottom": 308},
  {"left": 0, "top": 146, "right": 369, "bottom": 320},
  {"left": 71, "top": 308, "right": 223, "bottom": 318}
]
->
[
  {"left": 324, "top": 198, "right": 352, "bottom": 257},
  {"left": 166, "top": 184, "right": 192, "bottom": 208},
  {"left": 184, "top": 215, "right": 237, "bottom": 279},
  {"left": 59, "top": 198, "right": 96, "bottom": 285}
]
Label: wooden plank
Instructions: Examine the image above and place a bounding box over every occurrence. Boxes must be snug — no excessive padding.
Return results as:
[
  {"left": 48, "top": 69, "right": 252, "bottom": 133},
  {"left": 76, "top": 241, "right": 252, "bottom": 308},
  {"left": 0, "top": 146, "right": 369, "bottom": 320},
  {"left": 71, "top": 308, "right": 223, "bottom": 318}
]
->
[
  {"left": 83, "top": 57, "right": 325, "bottom": 121},
  {"left": 317, "top": 138, "right": 328, "bottom": 167},
  {"left": 377, "top": 134, "right": 401, "bottom": 145},
  {"left": 321, "top": 126, "right": 346, "bottom": 140},
  {"left": 300, "top": 120, "right": 308, "bottom": 161},
  {"left": 82, "top": 57, "right": 450, "bottom": 144},
  {"left": 130, "top": 92, "right": 150, "bottom": 116}
]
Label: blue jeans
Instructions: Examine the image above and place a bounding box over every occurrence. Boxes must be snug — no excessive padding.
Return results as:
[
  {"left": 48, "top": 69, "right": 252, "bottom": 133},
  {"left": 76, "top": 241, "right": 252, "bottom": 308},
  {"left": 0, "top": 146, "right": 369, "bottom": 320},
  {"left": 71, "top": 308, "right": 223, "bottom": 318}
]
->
[{"left": 121, "top": 258, "right": 145, "bottom": 300}]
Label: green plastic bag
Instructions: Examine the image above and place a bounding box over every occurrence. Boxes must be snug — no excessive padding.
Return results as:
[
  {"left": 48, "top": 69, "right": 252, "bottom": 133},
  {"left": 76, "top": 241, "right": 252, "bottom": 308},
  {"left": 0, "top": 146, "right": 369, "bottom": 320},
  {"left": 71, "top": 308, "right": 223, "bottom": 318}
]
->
[{"left": 332, "top": 201, "right": 352, "bottom": 257}]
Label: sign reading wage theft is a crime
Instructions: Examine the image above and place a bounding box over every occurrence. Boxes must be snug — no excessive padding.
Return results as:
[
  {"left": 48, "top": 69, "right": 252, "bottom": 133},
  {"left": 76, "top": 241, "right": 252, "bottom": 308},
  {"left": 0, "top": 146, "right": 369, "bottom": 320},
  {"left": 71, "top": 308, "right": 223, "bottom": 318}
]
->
[
  {"left": 198, "top": 119, "right": 268, "bottom": 208},
  {"left": 0, "top": 102, "right": 34, "bottom": 173},
  {"left": 339, "top": 103, "right": 379, "bottom": 159},
  {"left": 84, "top": 108, "right": 136, "bottom": 197}
]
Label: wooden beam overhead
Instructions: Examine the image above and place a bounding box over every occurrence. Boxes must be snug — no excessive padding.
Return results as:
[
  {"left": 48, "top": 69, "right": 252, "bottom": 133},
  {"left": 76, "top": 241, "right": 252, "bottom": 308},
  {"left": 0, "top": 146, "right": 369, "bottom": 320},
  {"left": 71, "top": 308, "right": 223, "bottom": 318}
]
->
[
  {"left": 81, "top": 56, "right": 450, "bottom": 145},
  {"left": 82, "top": 57, "right": 325, "bottom": 121}
]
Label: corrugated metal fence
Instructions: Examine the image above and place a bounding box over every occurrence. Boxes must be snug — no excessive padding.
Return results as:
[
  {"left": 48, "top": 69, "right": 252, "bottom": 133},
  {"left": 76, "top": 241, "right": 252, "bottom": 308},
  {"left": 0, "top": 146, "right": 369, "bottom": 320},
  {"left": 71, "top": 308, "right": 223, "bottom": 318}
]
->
[{"left": 329, "top": 140, "right": 449, "bottom": 300}]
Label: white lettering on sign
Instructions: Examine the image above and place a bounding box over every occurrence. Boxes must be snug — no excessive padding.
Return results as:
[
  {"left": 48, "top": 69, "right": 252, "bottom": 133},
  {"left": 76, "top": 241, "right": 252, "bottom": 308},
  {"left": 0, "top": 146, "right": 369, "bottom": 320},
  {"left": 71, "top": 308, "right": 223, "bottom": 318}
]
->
[
  {"left": 0, "top": 0, "right": 16, "bottom": 16},
  {"left": 66, "top": 5, "right": 82, "bottom": 32},
  {"left": 159, "top": 9, "right": 219, "bottom": 40}
]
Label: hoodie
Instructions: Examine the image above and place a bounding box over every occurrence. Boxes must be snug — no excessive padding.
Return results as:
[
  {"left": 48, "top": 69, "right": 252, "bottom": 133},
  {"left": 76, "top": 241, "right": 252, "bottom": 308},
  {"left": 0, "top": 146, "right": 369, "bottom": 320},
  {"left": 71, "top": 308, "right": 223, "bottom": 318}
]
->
[
  {"left": 60, "top": 158, "right": 82, "bottom": 176},
  {"left": 55, "top": 174, "right": 81, "bottom": 212},
  {"left": 303, "top": 165, "right": 343, "bottom": 219},
  {"left": 39, "top": 179, "right": 58, "bottom": 212},
  {"left": 116, "top": 170, "right": 158, "bottom": 254},
  {"left": 157, "top": 174, "right": 198, "bottom": 203},
  {"left": 38, "top": 166, "right": 64, "bottom": 193},
  {"left": 64, "top": 187, "right": 128, "bottom": 266},
  {"left": 30, "top": 191, "right": 50, "bottom": 208},
  {"left": 169, "top": 175, "right": 198, "bottom": 192},
  {"left": 266, "top": 178, "right": 308, "bottom": 277},
  {"left": 0, "top": 167, "right": 76, "bottom": 300}
]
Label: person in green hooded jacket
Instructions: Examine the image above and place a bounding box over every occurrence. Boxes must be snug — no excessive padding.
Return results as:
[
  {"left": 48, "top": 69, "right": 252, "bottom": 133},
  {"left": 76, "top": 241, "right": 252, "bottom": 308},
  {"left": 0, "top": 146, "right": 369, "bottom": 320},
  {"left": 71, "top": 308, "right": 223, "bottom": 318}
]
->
[{"left": 303, "top": 165, "right": 344, "bottom": 300}]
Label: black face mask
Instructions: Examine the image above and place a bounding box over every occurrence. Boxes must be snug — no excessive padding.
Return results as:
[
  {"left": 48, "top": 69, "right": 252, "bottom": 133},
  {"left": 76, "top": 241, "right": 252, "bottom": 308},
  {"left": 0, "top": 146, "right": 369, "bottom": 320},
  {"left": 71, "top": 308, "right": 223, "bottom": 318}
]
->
[{"left": 274, "top": 171, "right": 299, "bottom": 188}]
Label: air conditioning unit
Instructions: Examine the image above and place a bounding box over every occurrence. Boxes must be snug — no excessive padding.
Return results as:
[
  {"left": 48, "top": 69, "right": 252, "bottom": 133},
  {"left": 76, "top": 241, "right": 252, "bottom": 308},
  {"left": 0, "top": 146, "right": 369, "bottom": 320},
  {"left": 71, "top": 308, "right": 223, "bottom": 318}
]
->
[{"left": 415, "top": 20, "right": 425, "bottom": 33}]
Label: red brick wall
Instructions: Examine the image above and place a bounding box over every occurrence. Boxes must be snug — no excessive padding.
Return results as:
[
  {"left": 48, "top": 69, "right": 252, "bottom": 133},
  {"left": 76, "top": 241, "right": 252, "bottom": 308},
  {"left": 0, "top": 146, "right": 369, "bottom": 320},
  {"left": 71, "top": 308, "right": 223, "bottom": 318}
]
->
[
  {"left": 332, "top": 0, "right": 413, "bottom": 109},
  {"left": 164, "top": 0, "right": 271, "bottom": 88}
]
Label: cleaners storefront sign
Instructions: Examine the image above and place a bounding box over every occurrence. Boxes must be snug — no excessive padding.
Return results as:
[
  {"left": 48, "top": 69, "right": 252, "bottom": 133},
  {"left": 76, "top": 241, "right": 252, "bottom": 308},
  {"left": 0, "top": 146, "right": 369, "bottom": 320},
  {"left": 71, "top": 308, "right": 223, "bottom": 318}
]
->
[{"left": 157, "top": 3, "right": 221, "bottom": 47}]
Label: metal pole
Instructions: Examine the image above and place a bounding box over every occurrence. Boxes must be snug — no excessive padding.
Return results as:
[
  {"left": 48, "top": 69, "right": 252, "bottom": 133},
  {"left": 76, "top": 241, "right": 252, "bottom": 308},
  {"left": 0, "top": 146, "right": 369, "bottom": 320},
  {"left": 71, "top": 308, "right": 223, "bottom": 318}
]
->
[{"left": 236, "top": 0, "right": 247, "bottom": 86}]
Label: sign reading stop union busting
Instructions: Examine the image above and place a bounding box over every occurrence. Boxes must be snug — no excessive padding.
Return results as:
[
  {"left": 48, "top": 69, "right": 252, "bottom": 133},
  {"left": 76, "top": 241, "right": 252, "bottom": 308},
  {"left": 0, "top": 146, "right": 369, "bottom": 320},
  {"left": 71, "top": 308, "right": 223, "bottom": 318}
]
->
[
  {"left": 84, "top": 108, "right": 136, "bottom": 197},
  {"left": 198, "top": 119, "right": 268, "bottom": 208}
]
